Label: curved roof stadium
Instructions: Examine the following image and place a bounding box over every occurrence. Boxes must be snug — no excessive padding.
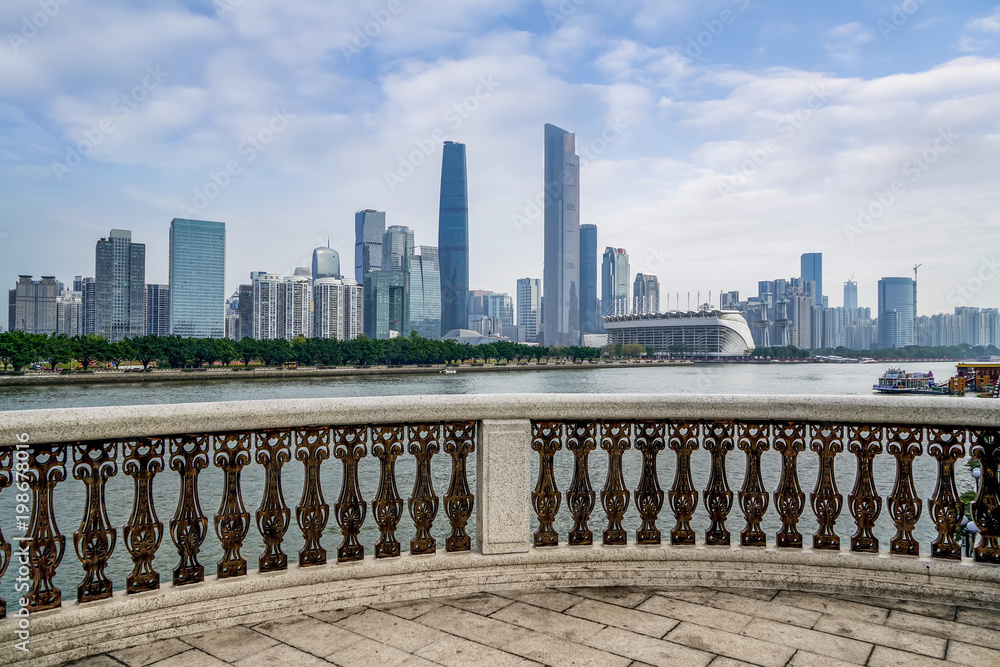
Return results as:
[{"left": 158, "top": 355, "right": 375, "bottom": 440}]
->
[{"left": 603, "top": 310, "right": 755, "bottom": 357}]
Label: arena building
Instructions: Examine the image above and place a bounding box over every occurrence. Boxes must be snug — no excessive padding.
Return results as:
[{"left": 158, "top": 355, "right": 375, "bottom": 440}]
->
[{"left": 603, "top": 310, "right": 755, "bottom": 357}]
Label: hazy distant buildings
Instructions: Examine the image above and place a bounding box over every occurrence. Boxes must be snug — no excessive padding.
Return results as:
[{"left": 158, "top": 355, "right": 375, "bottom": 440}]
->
[
  {"left": 169, "top": 218, "right": 225, "bottom": 338},
  {"left": 312, "top": 246, "right": 341, "bottom": 280},
  {"left": 364, "top": 270, "right": 408, "bottom": 339},
  {"left": 225, "top": 292, "right": 240, "bottom": 340},
  {"left": 484, "top": 292, "right": 514, "bottom": 335},
  {"left": 542, "top": 123, "right": 581, "bottom": 347},
  {"left": 878, "top": 277, "right": 916, "bottom": 348},
  {"left": 517, "top": 278, "right": 542, "bottom": 343},
  {"left": 844, "top": 280, "right": 858, "bottom": 312},
  {"left": 313, "top": 278, "right": 364, "bottom": 341},
  {"left": 601, "top": 247, "right": 630, "bottom": 316},
  {"left": 408, "top": 246, "right": 441, "bottom": 339},
  {"left": 145, "top": 284, "right": 170, "bottom": 337},
  {"left": 801, "top": 253, "right": 823, "bottom": 306},
  {"left": 633, "top": 273, "right": 660, "bottom": 315},
  {"left": 355, "top": 209, "right": 386, "bottom": 283},
  {"left": 468, "top": 289, "right": 492, "bottom": 336},
  {"left": 9, "top": 275, "right": 59, "bottom": 334},
  {"left": 438, "top": 141, "right": 470, "bottom": 335},
  {"left": 95, "top": 229, "right": 145, "bottom": 342}
]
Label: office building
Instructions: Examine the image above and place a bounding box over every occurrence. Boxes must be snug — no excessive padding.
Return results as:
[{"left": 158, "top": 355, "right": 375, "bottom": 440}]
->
[
  {"left": 225, "top": 292, "right": 240, "bottom": 340},
  {"left": 382, "top": 225, "right": 415, "bottom": 273},
  {"left": 408, "top": 246, "right": 441, "bottom": 340},
  {"left": 56, "top": 290, "right": 82, "bottom": 337},
  {"left": 10, "top": 275, "right": 59, "bottom": 334},
  {"left": 579, "top": 224, "right": 599, "bottom": 333},
  {"left": 364, "top": 270, "right": 408, "bottom": 339},
  {"left": 877, "top": 277, "right": 915, "bottom": 348},
  {"left": 95, "top": 229, "right": 145, "bottom": 341},
  {"left": 468, "top": 289, "right": 493, "bottom": 336},
  {"left": 633, "top": 273, "right": 660, "bottom": 315},
  {"left": 313, "top": 278, "right": 364, "bottom": 341},
  {"left": 801, "top": 253, "right": 823, "bottom": 306},
  {"left": 844, "top": 280, "right": 858, "bottom": 312},
  {"left": 484, "top": 292, "right": 514, "bottom": 335},
  {"left": 312, "top": 246, "right": 341, "bottom": 280},
  {"left": 79, "top": 277, "right": 96, "bottom": 335},
  {"left": 144, "top": 284, "right": 170, "bottom": 337},
  {"left": 237, "top": 284, "right": 253, "bottom": 341},
  {"left": 438, "top": 141, "right": 470, "bottom": 335},
  {"left": 278, "top": 276, "right": 311, "bottom": 340},
  {"left": 542, "top": 123, "right": 581, "bottom": 346},
  {"left": 517, "top": 278, "right": 542, "bottom": 344},
  {"left": 601, "top": 247, "right": 630, "bottom": 316},
  {"left": 169, "top": 219, "right": 226, "bottom": 338},
  {"left": 354, "top": 209, "right": 386, "bottom": 283},
  {"left": 251, "top": 272, "right": 282, "bottom": 340}
]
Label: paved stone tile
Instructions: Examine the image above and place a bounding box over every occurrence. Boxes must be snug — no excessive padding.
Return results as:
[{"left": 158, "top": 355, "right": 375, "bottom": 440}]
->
[
  {"left": 109, "top": 638, "right": 190, "bottom": 666},
  {"left": 496, "top": 588, "right": 583, "bottom": 612},
  {"left": 180, "top": 624, "right": 279, "bottom": 663},
  {"left": 786, "top": 650, "right": 864, "bottom": 667},
  {"left": 145, "top": 649, "right": 230, "bottom": 667},
  {"left": 326, "top": 637, "right": 436, "bottom": 667},
  {"left": 740, "top": 617, "right": 872, "bottom": 664},
  {"left": 887, "top": 609, "right": 1000, "bottom": 649},
  {"left": 706, "top": 658, "right": 758, "bottom": 667},
  {"left": 336, "top": 608, "right": 448, "bottom": 652},
  {"left": 637, "top": 594, "right": 754, "bottom": 634},
  {"left": 946, "top": 640, "right": 1000, "bottom": 664},
  {"left": 561, "top": 586, "right": 656, "bottom": 608},
  {"left": 310, "top": 608, "right": 364, "bottom": 624},
  {"left": 65, "top": 657, "right": 128, "bottom": 667},
  {"left": 840, "top": 595, "right": 956, "bottom": 621},
  {"left": 813, "top": 613, "right": 947, "bottom": 658},
  {"left": 866, "top": 645, "right": 955, "bottom": 666},
  {"left": 665, "top": 621, "right": 794, "bottom": 667},
  {"left": 955, "top": 606, "right": 1000, "bottom": 631},
  {"left": 772, "top": 590, "right": 889, "bottom": 624},
  {"left": 492, "top": 601, "right": 606, "bottom": 644},
  {"left": 415, "top": 604, "right": 535, "bottom": 650},
  {"left": 565, "top": 598, "right": 679, "bottom": 638},
  {"left": 712, "top": 588, "right": 778, "bottom": 602},
  {"left": 582, "top": 625, "right": 714, "bottom": 667},
  {"left": 505, "top": 631, "right": 632, "bottom": 667},
  {"left": 231, "top": 642, "right": 333, "bottom": 667},
  {"left": 415, "top": 635, "right": 539, "bottom": 666},
  {"left": 662, "top": 588, "right": 821, "bottom": 628},
  {"left": 253, "top": 614, "right": 365, "bottom": 657},
  {"left": 442, "top": 592, "right": 515, "bottom": 615},
  {"left": 372, "top": 598, "right": 443, "bottom": 620}
]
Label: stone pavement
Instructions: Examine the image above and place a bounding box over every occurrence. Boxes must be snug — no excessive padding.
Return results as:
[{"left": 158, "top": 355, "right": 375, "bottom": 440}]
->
[{"left": 67, "top": 586, "right": 1000, "bottom": 667}]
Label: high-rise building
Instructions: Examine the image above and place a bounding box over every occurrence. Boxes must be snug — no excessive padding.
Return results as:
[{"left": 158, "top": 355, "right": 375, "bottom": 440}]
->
[
  {"left": 382, "top": 225, "right": 415, "bottom": 272},
  {"left": 354, "top": 209, "right": 386, "bottom": 283},
  {"left": 408, "top": 246, "right": 441, "bottom": 340},
  {"left": 225, "top": 292, "right": 240, "bottom": 340},
  {"left": 579, "top": 223, "right": 599, "bottom": 333},
  {"left": 438, "top": 141, "right": 470, "bottom": 335},
  {"left": 844, "top": 279, "right": 858, "bottom": 312},
  {"left": 517, "top": 278, "right": 542, "bottom": 344},
  {"left": 278, "top": 275, "right": 312, "bottom": 340},
  {"left": 169, "top": 219, "right": 226, "bottom": 338},
  {"left": 801, "top": 253, "right": 823, "bottom": 307},
  {"left": 95, "top": 230, "right": 145, "bottom": 342},
  {"left": 878, "top": 277, "right": 915, "bottom": 348},
  {"left": 312, "top": 246, "right": 341, "bottom": 280},
  {"left": 251, "top": 272, "right": 282, "bottom": 340},
  {"left": 56, "top": 290, "right": 82, "bottom": 337},
  {"left": 10, "top": 275, "right": 59, "bottom": 334},
  {"left": 80, "top": 277, "right": 96, "bottom": 335},
  {"left": 601, "top": 247, "right": 630, "bottom": 316},
  {"left": 542, "top": 123, "right": 581, "bottom": 347},
  {"left": 313, "top": 278, "right": 364, "bottom": 341},
  {"left": 633, "top": 273, "right": 660, "bottom": 314},
  {"left": 237, "top": 284, "right": 253, "bottom": 341},
  {"left": 364, "top": 270, "right": 408, "bottom": 339},
  {"left": 144, "top": 284, "right": 170, "bottom": 337}
]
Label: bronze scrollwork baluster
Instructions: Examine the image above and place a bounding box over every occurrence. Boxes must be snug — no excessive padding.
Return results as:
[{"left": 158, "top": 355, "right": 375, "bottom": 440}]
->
[
  {"left": 123, "top": 438, "right": 164, "bottom": 593},
  {"left": 531, "top": 421, "right": 563, "bottom": 547},
  {"left": 887, "top": 426, "right": 923, "bottom": 557},
  {"left": 601, "top": 421, "right": 632, "bottom": 546},
  {"left": 566, "top": 421, "right": 597, "bottom": 545},
  {"left": 333, "top": 425, "right": 368, "bottom": 563},
  {"left": 25, "top": 445, "right": 66, "bottom": 611},
  {"left": 72, "top": 441, "right": 118, "bottom": 603},
  {"left": 296, "top": 427, "right": 331, "bottom": 567},
  {"left": 737, "top": 423, "right": 770, "bottom": 547},
  {"left": 703, "top": 421, "right": 735, "bottom": 546},
  {"left": 169, "top": 435, "right": 209, "bottom": 586},
  {"left": 970, "top": 427, "right": 1000, "bottom": 564},
  {"left": 407, "top": 424, "right": 439, "bottom": 556},
  {"left": 773, "top": 423, "right": 806, "bottom": 548},
  {"left": 214, "top": 433, "right": 251, "bottom": 579},
  {"left": 443, "top": 422, "right": 475, "bottom": 553},
  {"left": 847, "top": 425, "right": 883, "bottom": 553},
  {"left": 668, "top": 421, "right": 700, "bottom": 545},
  {"left": 634, "top": 421, "right": 666, "bottom": 545},
  {"left": 810, "top": 425, "right": 844, "bottom": 551},
  {"left": 372, "top": 425, "right": 404, "bottom": 558},
  {"left": 0, "top": 449, "right": 11, "bottom": 617},
  {"left": 256, "top": 430, "right": 291, "bottom": 572},
  {"left": 927, "top": 427, "right": 966, "bottom": 561}
]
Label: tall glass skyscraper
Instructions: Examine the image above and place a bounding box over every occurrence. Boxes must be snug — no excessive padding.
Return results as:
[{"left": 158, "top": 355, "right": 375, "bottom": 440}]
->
[
  {"left": 312, "top": 246, "right": 341, "bottom": 280},
  {"left": 801, "top": 253, "right": 823, "bottom": 306},
  {"left": 355, "top": 210, "right": 386, "bottom": 283},
  {"left": 383, "top": 225, "right": 415, "bottom": 272},
  {"left": 169, "top": 219, "right": 225, "bottom": 338},
  {"left": 517, "top": 277, "right": 542, "bottom": 343},
  {"left": 408, "top": 246, "right": 441, "bottom": 339},
  {"left": 878, "top": 277, "right": 915, "bottom": 348},
  {"left": 95, "top": 229, "right": 145, "bottom": 342},
  {"left": 438, "top": 141, "right": 469, "bottom": 335},
  {"left": 601, "top": 247, "right": 629, "bottom": 316},
  {"left": 542, "top": 124, "right": 580, "bottom": 346},
  {"left": 579, "top": 223, "right": 599, "bottom": 333},
  {"left": 844, "top": 280, "right": 858, "bottom": 312}
]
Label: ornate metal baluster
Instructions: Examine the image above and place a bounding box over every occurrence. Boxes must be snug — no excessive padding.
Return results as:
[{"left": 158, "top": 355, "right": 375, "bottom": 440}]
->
[
  {"left": 214, "top": 433, "right": 251, "bottom": 578},
  {"left": 634, "top": 421, "right": 665, "bottom": 545},
  {"left": 703, "top": 422, "right": 735, "bottom": 546},
  {"left": 927, "top": 427, "right": 966, "bottom": 561},
  {"left": 970, "top": 427, "right": 1000, "bottom": 564},
  {"left": 333, "top": 425, "right": 367, "bottom": 562},
  {"left": 0, "top": 449, "right": 12, "bottom": 618},
  {"left": 372, "top": 425, "right": 404, "bottom": 558},
  {"left": 25, "top": 445, "right": 66, "bottom": 611},
  {"left": 296, "top": 428, "right": 331, "bottom": 567},
  {"left": 847, "top": 426, "right": 883, "bottom": 553},
  {"left": 773, "top": 423, "right": 806, "bottom": 548},
  {"left": 169, "top": 435, "right": 209, "bottom": 586},
  {"left": 531, "top": 421, "right": 562, "bottom": 547},
  {"left": 123, "top": 438, "right": 164, "bottom": 593},
  {"left": 601, "top": 421, "right": 632, "bottom": 546},
  {"left": 810, "top": 425, "right": 844, "bottom": 551},
  {"left": 887, "top": 426, "right": 923, "bottom": 557},
  {"left": 737, "top": 423, "right": 770, "bottom": 547},
  {"left": 566, "top": 421, "right": 597, "bottom": 545},
  {"left": 72, "top": 441, "right": 118, "bottom": 603},
  {"left": 443, "top": 422, "right": 475, "bottom": 553},
  {"left": 407, "top": 424, "right": 439, "bottom": 555},
  {"left": 668, "top": 421, "right": 700, "bottom": 545},
  {"left": 256, "top": 430, "right": 291, "bottom": 572}
]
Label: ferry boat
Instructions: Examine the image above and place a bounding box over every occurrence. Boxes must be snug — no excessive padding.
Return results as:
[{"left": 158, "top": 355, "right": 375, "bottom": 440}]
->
[
  {"left": 439, "top": 367, "right": 457, "bottom": 374},
  {"left": 873, "top": 368, "right": 949, "bottom": 395}
]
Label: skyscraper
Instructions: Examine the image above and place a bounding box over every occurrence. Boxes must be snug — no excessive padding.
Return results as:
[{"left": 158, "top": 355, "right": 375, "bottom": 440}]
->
[
  {"left": 517, "top": 278, "right": 542, "bottom": 344},
  {"left": 579, "top": 223, "right": 599, "bottom": 333},
  {"left": 355, "top": 209, "right": 386, "bottom": 283},
  {"left": 438, "top": 141, "right": 470, "bottom": 335},
  {"left": 80, "top": 277, "right": 96, "bottom": 335},
  {"left": 312, "top": 246, "right": 341, "bottom": 280},
  {"left": 801, "top": 253, "right": 823, "bottom": 306},
  {"left": 169, "top": 219, "right": 225, "bottom": 338},
  {"left": 382, "top": 225, "right": 415, "bottom": 272},
  {"left": 364, "top": 270, "right": 408, "bottom": 339},
  {"left": 238, "top": 284, "right": 253, "bottom": 340},
  {"left": 251, "top": 272, "right": 281, "bottom": 340},
  {"left": 95, "top": 229, "right": 145, "bottom": 341},
  {"left": 878, "top": 277, "right": 915, "bottom": 348},
  {"left": 408, "top": 246, "right": 441, "bottom": 339},
  {"left": 633, "top": 273, "right": 660, "bottom": 314},
  {"left": 278, "top": 275, "right": 312, "bottom": 340},
  {"left": 313, "top": 278, "right": 364, "bottom": 341},
  {"left": 844, "top": 279, "right": 858, "bottom": 312},
  {"left": 10, "top": 275, "right": 59, "bottom": 334},
  {"left": 542, "top": 124, "right": 581, "bottom": 347},
  {"left": 144, "top": 284, "right": 170, "bottom": 337},
  {"left": 601, "top": 247, "right": 629, "bottom": 316}
]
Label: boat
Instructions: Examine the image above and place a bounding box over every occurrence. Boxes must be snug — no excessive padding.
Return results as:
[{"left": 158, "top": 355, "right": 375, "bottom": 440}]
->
[
  {"left": 873, "top": 368, "right": 949, "bottom": 395},
  {"left": 439, "top": 368, "right": 457, "bottom": 374}
]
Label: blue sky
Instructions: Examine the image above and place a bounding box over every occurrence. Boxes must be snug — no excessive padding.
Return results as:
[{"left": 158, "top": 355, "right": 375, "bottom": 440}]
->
[{"left": 2, "top": 0, "right": 999, "bottom": 317}]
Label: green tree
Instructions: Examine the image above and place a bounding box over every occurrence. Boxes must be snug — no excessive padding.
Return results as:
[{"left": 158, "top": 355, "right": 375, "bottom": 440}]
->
[
  {"left": 107, "top": 340, "right": 136, "bottom": 369},
  {"left": 42, "top": 334, "right": 74, "bottom": 371},
  {"left": 73, "top": 334, "right": 111, "bottom": 370},
  {"left": 0, "top": 331, "right": 39, "bottom": 371},
  {"left": 132, "top": 336, "right": 164, "bottom": 370}
]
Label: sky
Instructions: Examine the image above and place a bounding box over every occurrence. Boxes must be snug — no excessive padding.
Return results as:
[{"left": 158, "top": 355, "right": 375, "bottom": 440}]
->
[{"left": 2, "top": 0, "right": 999, "bottom": 318}]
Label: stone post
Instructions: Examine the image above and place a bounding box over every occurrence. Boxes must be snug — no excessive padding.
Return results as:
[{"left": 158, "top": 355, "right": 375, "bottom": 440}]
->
[{"left": 476, "top": 419, "right": 532, "bottom": 555}]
